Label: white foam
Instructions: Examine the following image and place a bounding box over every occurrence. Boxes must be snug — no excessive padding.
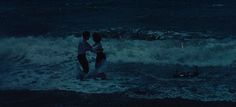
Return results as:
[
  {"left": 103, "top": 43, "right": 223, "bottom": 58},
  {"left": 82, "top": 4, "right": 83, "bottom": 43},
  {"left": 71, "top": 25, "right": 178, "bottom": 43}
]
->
[
  {"left": 0, "top": 36, "right": 236, "bottom": 66},
  {"left": 104, "top": 39, "right": 236, "bottom": 66}
]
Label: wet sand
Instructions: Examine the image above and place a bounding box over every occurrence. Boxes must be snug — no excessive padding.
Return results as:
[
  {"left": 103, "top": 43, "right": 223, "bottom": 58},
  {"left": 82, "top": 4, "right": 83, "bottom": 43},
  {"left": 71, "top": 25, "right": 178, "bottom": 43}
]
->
[{"left": 0, "top": 90, "right": 235, "bottom": 107}]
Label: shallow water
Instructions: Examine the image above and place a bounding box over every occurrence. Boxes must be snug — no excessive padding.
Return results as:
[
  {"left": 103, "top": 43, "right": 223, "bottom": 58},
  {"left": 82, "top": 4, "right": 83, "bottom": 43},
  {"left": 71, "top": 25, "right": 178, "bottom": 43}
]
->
[{"left": 0, "top": 35, "right": 236, "bottom": 101}]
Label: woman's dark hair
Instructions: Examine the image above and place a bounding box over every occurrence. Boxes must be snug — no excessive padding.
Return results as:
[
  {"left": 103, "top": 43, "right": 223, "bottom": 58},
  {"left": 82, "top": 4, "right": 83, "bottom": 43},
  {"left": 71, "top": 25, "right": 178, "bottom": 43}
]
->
[{"left": 92, "top": 32, "right": 102, "bottom": 42}]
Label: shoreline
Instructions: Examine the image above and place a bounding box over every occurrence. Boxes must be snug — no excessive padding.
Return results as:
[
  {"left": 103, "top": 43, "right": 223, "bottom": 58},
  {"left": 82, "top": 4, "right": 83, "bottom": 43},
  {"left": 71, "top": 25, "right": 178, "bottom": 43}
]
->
[{"left": 0, "top": 90, "right": 236, "bottom": 107}]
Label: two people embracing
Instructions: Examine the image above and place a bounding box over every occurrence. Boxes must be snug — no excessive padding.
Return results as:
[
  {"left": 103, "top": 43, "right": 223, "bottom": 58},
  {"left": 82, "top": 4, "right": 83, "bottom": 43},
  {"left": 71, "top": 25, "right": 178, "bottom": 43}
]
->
[{"left": 77, "top": 31, "right": 106, "bottom": 81}]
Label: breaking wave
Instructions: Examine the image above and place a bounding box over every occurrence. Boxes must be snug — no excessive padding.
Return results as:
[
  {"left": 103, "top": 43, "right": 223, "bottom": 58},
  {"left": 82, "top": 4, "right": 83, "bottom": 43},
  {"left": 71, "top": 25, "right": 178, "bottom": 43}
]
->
[{"left": 0, "top": 32, "right": 236, "bottom": 102}]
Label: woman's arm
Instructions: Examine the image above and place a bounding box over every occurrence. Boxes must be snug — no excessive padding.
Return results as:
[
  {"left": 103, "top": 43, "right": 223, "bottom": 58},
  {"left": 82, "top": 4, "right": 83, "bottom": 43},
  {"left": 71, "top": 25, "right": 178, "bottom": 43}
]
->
[{"left": 93, "top": 43, "right": 104, "bottom": 52}]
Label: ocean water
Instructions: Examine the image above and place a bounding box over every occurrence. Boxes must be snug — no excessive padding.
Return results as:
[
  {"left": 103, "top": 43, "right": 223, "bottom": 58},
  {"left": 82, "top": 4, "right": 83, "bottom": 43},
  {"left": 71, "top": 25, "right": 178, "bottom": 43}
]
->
[
  {"left": 0, "top": 0, "right": 236, "bottom": 102},
  {"left": 0, "top": 0, "right": 236, "bottom": 36}
]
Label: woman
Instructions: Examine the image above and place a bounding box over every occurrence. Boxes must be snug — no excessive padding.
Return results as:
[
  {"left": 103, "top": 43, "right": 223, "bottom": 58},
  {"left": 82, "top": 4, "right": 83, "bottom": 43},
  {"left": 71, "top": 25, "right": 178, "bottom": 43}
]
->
[{"left": 92, "top": 32, "right": 107, "bottom": 80}]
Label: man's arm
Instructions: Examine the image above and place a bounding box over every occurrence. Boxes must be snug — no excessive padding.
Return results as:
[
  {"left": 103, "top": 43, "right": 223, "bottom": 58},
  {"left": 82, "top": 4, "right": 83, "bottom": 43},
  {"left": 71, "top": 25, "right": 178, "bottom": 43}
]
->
[{"left": 85, "top": 42, "right": 93, "bottom": 51}]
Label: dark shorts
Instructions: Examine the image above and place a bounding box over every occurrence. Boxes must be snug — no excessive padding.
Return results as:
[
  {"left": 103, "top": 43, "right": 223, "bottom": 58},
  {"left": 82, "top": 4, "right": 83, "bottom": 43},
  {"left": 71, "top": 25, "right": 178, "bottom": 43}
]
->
[{"left": 77, "top": 54, "right": 89, "bottom": 73}]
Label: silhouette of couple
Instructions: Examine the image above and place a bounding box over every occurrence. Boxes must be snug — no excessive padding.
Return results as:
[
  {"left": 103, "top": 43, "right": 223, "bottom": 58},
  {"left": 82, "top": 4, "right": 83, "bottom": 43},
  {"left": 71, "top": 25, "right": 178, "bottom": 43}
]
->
[{"left": 77, "top": 31, "right": 106, "bottom": 80}]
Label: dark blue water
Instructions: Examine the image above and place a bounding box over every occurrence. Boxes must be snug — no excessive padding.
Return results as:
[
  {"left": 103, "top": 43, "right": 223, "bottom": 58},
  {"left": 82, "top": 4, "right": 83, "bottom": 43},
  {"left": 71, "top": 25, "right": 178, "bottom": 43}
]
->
[
  {"left": 0, "top": 0, "right": 236, "bottom": 37},
  {"left": 1, "top": 0, "right": 236, "bottom": 102}
]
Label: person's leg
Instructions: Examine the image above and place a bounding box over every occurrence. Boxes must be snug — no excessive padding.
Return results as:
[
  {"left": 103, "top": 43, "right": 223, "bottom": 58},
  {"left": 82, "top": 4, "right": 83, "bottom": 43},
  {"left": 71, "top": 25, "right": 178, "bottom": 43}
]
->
[
  {"left": 95, "top": 53, "right": 106, "bottom": 79},
  {"left": 83, "top": 58, "right": 89, "bottom": 74},
  {"left": 94, "top": 56, "right": 100, "bottom": 79},
  {"left": 95, "top": 59, "right": 100, "bottom": 71},
  {"left": 78, "top": 54, "right": 89, "bottom": 80},
  {"left": 78, "top": 55, "right": 89, "bottom": 73},
  {"left": 95, "top": 53, "right": 106, "bottom": 69},
  {"left": 95, "top": 54, "right": 103, "bottom": 71}
]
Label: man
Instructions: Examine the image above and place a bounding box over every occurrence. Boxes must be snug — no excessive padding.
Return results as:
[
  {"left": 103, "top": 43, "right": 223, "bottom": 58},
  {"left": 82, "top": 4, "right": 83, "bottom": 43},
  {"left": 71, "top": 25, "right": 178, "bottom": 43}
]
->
[{"left": 77, "top": 31, "right": 93, "bottom": 80}]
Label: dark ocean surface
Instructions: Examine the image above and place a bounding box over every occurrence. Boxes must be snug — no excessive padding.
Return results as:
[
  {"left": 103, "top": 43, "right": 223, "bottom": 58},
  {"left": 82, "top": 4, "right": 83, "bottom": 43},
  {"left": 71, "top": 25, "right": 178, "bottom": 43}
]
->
[{"left": 0, "top": 0, "right": 236, "bottom": 38}]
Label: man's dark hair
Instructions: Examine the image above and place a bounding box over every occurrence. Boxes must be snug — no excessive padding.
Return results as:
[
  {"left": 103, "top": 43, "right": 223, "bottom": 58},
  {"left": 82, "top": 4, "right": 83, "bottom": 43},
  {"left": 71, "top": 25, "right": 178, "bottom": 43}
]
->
[{"left": 83, "top": 31, "right": 90, "bottom": 39}]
